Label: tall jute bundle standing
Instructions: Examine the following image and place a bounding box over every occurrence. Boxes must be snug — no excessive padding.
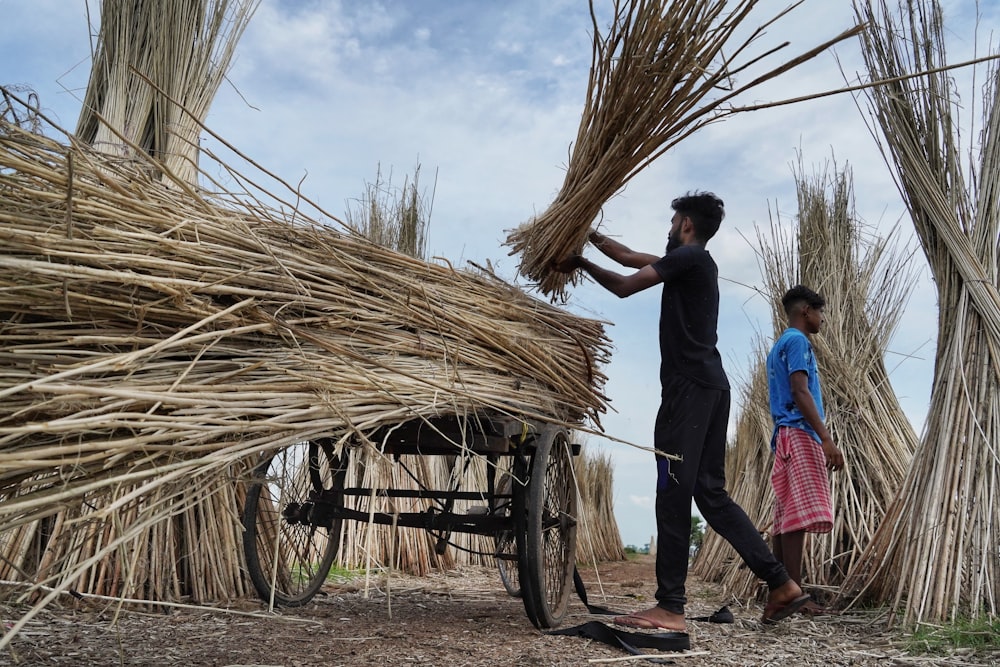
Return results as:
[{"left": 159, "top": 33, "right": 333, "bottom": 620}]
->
[
  {"left": 75, "top": 0, "right": 257, "bottom": 187},
  {"left": 0, "top": 97, "right": 611, "bottom": 641},
  {"left": 573, "top": 447, "right": 627, "bottom": 564},
  {"left": 504, "top": 0, "right": 862, "bottom": 299},
  {"left": 843, "top": 0, "right": 1000, "bottom": 624},
  {"left": 691, "top": 162, "right": 917, "bottom": 602}
]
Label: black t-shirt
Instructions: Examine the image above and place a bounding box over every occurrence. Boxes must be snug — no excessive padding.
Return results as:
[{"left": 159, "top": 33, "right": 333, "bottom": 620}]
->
[{"left": 651, "top": 245, "right": 729, "bottom": 390}]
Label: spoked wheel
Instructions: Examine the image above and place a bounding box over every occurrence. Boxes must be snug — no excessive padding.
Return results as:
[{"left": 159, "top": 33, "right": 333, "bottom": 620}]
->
[
  {"left": 493, "top": 457, "right": 520, "bottom": 597},
  {"left": 242, "top": 439, "right": 347, "bottom": 607},
  {"left": 515, "top": 427, "right": 578, "bottom": 629}
]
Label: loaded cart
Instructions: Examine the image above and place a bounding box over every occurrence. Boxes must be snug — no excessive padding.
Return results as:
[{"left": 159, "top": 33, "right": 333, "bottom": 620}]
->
[{"left": 241, "top": 412, "right": 580, "bottom": 629}]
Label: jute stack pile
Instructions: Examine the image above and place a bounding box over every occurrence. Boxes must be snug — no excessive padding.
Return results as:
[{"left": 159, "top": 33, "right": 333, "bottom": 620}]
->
[
  {"left": 336, "top": 165, "right": 625, "bottom": 575},
  {"left": 0, "top": 109, "right": 610, "bottom": 608},
  {"left": 74, "top": 0, "right": 256, "bottom": 187},
  {"left": 574, "top": 447, "right": 626, "bottom": 564},
  {"left": 843, "top": 0, "right": 1000, "bottom": 624}
]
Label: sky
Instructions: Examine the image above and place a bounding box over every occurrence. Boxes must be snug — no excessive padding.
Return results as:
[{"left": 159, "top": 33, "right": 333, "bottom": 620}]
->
[{"left": 2, "top": 0, "right": 996, "bottom": 549}]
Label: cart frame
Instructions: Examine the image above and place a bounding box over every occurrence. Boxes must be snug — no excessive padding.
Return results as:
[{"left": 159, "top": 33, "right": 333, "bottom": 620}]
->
[{"left": 240, "top": 413, "right": 580, "bottom": 628}]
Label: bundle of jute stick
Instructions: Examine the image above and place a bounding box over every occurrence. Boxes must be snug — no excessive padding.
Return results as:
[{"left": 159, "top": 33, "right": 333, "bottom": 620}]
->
[
  {"left": 573, "top": 447, "right": 626, "bottom": 564},
  {"left": 0, "top": 102, "right": 610, "bottom": 621},
  {"left": 505, "top": 0, "right": 862, "bottom": 299},
  {"left": 691, "top": 161, "right": 917, "bottom": 603},
  {"left": 842, "top": 0, "right": 1000, "bottom": 624},
  {"left": 75, "top": 0, "right": 257, "bottom": 187}
]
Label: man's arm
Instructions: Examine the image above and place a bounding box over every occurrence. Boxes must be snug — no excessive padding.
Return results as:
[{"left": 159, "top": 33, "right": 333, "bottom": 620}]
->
[
  {"left": 553, "top": 255, "right": 662, "bottom": 298},
  {"left": 589, "top": 230, "right": 660, "bottom": 269},
  {"left": 789, "top": 371, "right": 845, "bottom": 470}
]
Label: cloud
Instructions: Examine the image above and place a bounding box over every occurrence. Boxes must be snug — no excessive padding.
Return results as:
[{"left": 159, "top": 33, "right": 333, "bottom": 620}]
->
[{"left": 628, "top": 495, "right": 654, "bottom": 510}]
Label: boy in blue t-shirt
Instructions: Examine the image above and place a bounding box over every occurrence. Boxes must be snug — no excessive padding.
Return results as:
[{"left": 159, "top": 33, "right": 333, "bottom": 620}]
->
[{"left": 766, "top": 285, "right": 845, "bottom": 614}]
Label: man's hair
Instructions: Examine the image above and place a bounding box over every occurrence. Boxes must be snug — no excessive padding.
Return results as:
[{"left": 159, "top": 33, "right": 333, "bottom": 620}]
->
[
  {"left": 671, "top": 191, "right": 724, "bottom": 242},
  {"left": 782, "top": 284, "right": 826, "bottom": 316}
]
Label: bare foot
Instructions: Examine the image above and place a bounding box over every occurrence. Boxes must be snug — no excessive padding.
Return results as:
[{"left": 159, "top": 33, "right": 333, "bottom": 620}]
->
[
  {"left": 767, "top": 579, "right": 804, "bottom": 607},
  {"left": 612, "top": 606, "right": 686, "bottom": 632}
]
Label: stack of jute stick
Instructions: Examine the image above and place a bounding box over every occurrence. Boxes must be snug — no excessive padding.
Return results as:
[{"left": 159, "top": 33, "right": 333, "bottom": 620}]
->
[
  {"left": 842, "top": 0, "right": 1000, "bottom": 625},
  {"left": 505, "top": 0, "right": 862, "bottom": 300},
  {"left": 0, "top": 107, "right": 611, "bottom": 613},
  {"left": 574, "top": 447, "right": 626, "bottom": 563},
  {"left": 74, "top": 0, "right": 258, "bottom": 187}
]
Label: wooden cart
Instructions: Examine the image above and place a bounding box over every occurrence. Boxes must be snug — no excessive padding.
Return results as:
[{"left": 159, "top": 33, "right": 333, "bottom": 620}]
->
[{"left": 241, "top": 413, "right": 580, "bottom": 629}]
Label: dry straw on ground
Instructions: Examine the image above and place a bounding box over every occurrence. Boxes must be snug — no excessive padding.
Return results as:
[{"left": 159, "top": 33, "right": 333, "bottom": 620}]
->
[
  {"left": 505, "top": 0, "right": 862, "bottom": 299},
  {"left": 691, "top": 160, "right": 917, "bottom": 604},
  {"left": 842, "top": 0, "right": 1000, "bottom": 624}
]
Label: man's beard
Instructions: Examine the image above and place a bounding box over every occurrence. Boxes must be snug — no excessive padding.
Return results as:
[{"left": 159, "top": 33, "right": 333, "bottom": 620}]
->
[{"left": 665, "top": 231, "right": 681, "bottom": 253}]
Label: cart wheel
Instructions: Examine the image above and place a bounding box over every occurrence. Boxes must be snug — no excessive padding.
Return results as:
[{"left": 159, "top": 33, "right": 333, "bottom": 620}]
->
[
  {"left": 243, "top": 440, "right": 346, "bottom": 607},
  {"left": 493, "top": 462, "right": 521, "bottom": 598},
  {"left": 516, "top": 428, "right": 578, "bottom": 628}
]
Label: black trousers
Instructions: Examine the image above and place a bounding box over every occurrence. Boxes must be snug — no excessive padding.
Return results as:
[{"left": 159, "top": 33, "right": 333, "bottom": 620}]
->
[{"left": 653, "top": 374, "right": 789, "bottom": 614}]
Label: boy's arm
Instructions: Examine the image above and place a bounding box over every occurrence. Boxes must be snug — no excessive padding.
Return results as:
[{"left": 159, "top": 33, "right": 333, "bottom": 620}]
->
[
  {"left": 589, "top": 230, "right": 660, "bottom": 269},
  {"left": 553, "top": 255, "right": 662, "bottom": 298},
  {"left": 789, "top": 370, "right": 845, "bottom": 470}
]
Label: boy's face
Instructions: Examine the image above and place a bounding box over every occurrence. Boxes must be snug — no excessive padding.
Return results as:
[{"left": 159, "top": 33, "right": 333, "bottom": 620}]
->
[
  {"left": 665, "top": 212, "right": 686, "bottom": 253},
  {"left": 803, "top": 304, "right": 825, "bottom": 334}
]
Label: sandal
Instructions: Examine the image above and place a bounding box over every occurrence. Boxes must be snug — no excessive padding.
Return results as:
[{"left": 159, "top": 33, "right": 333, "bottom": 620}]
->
[{"left": 761, "top": 593, "right": 810, "bottom": 624}]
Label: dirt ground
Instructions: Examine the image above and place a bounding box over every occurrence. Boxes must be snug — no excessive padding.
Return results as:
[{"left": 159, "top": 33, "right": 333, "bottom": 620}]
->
[{"left": 1, "top": 554, "right": 996, "bottom": 666}]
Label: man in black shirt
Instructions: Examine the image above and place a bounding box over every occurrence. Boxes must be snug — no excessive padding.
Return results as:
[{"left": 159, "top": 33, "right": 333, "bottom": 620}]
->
[{"left": 555, "top": 191, "right": 808, "bottom": 630}]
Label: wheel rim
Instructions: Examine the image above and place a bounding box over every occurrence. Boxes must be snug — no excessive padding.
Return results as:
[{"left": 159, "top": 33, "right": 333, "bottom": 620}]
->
[
  {"left": 493, "top": 460, "right": 521, "bottom": 597},
  {"left": 496, "top": 530, "right": 520, "bottom": 597},
  {"left": 243, "top": 441, "right": 344, "bottom": 606},
  {"left": 537, "top": 432, "right": 578, "bottom": 620}
]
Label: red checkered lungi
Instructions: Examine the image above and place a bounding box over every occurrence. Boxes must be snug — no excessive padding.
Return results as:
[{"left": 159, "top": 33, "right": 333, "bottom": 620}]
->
[{"left": 771, "top": 426, "right": 833, "bottom": 535}]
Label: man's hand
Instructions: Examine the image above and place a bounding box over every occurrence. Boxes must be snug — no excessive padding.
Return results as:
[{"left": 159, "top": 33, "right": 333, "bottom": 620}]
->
[
  {"left": 821, "top": 437, "right": 844, "bottom": 472},
  {"left": 553, "top": 254, "right": 584, "bottom": 274}
]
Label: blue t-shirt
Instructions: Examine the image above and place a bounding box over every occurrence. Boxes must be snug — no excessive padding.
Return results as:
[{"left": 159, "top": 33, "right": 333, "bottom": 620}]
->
[{"left": 766, "top": 327, "right": 824, "bottom": 449}]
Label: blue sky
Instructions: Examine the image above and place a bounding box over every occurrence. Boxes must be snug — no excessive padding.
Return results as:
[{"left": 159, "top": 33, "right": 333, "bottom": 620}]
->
[{"left": 2, "top": 1, "right": 993, "bottom": 548}]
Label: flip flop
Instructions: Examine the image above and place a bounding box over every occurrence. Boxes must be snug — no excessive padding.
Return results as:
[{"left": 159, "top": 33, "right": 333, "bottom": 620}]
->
[
  {"left": 761, "top": 593, "right": 811, "bottom": 624},
  {"left": 612, "top": 614, "right": 686, "bottom": 632},
  {"left": 552, "top": 620, "right": 691, "bottom": 653},
  {"left": 689, "top": 606, "right": 734, "bottom": 624}
]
